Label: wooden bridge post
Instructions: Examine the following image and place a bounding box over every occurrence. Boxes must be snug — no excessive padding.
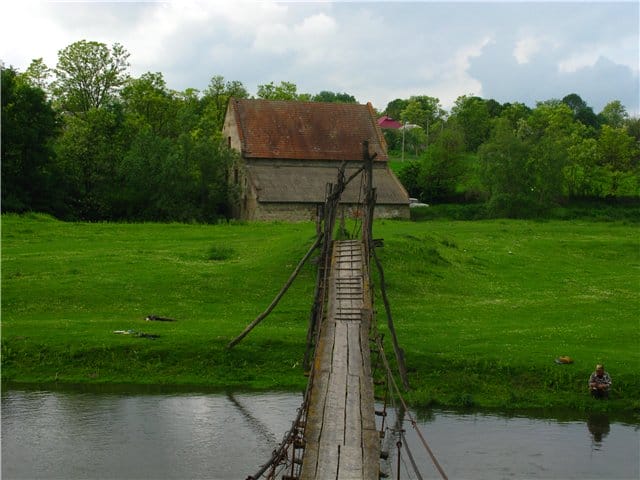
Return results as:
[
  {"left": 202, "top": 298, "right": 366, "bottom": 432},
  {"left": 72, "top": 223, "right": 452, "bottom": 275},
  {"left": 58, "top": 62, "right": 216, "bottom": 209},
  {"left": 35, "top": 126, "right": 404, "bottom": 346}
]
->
[{"left": 361, "top": 140, "right": 374, "bottom": 259}]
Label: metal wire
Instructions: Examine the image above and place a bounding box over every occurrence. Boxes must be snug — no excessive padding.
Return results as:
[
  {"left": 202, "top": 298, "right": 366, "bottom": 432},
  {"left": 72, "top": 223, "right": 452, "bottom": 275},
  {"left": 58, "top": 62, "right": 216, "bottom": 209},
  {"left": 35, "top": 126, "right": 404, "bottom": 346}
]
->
[{"left": 375, "top": 335, "right": 449, "bottom": 480}]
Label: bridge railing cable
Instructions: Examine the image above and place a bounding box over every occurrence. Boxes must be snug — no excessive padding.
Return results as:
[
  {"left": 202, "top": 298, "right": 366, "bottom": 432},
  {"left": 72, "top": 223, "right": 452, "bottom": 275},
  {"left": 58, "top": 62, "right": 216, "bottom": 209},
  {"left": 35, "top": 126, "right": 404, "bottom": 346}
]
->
[
  {"left": 246, "top": 352, "right": 316, "bottom": 480},
  {"left": 375, "top": 335, "right": 449, "bottom": 480}
]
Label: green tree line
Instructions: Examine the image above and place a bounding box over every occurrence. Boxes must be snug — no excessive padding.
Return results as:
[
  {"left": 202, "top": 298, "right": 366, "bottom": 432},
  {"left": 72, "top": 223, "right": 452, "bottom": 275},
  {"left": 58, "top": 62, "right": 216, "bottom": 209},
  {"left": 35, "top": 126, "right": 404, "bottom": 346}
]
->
[
  {"left": 1, "top": 41, "right": 357, "bottom": 222},
  {"left": 389, "top": 94, "right": 639, "bottom": 217},
  {"left": 2, "top": 40, "right": 638, "bottom": 221}
]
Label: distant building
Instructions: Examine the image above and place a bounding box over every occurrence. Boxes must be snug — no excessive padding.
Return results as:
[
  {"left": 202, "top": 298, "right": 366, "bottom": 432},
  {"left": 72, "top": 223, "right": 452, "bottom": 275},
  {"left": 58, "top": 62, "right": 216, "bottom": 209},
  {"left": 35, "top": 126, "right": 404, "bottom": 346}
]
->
[
  {"left": 377, "top": 115, "right": 403, "bottom": 129},
  {"left": 222, "top": 98, "right": 409, "bottom": 221}
]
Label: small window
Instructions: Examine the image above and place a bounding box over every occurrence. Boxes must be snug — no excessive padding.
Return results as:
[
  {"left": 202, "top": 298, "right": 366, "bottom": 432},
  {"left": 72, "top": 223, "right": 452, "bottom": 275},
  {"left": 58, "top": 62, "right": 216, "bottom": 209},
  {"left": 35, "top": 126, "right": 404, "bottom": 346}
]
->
[
  {"left": 234, "top": 168, "right": 239, "bottom": 185},
  {"left": 227, "top": 136, "right": 231, "bottom": 148}
]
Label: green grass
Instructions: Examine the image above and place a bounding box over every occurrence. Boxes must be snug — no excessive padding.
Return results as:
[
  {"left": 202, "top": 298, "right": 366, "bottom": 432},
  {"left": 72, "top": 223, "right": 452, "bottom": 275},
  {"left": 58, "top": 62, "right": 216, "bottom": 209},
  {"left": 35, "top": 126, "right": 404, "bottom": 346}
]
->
[
  {"left": 372, "top": 219, "right": 639, "bottom": 413},
  {"left": 2, "top": 213, "right": 639, "bottom": 413}
]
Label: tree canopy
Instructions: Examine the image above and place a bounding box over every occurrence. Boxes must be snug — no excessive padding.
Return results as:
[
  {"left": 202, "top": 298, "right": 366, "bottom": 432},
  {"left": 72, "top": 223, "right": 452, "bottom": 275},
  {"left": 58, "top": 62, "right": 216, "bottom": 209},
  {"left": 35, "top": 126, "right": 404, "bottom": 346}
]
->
[
  {"left": 3, "top": 39, "right": 639, "bottom": 222},
  {"left": 53, "top": 40, "right": 130, "bottom": 113},
  {"left": 1, "top": 68, "right": 60, "bottom": 213}
]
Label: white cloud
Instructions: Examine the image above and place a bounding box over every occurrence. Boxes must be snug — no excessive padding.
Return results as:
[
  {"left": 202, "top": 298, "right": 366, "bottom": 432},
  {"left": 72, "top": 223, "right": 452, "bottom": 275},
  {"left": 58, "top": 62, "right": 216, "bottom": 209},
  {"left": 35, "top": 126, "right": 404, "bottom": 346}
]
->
[
  {"left": 1, "top": 1, "right": 637, "bottom": 114},
  {"left": 439, "top": 36, "right": 493, "bottom": 104},
  {"left": 514, "top": 37, "right": 541, "bottom": 64},
  {"left": 558, "top": 51, "right": 600, "bottom": 74},
  {"left": 251, "top": 12, "right": 338, "bottom": 56},
  {"left": 558, "top": 34, "right": 640, "bottom": 75},
  {"left": 1, "top": 3, "right": 68, "bottom": 70}
]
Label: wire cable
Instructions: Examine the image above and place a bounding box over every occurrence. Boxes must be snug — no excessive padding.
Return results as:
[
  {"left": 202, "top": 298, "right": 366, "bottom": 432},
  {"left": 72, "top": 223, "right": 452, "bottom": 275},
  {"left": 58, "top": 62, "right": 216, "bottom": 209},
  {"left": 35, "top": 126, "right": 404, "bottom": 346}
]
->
[{"left": 375, "top": 336, "right": 449, "bottom": 480}]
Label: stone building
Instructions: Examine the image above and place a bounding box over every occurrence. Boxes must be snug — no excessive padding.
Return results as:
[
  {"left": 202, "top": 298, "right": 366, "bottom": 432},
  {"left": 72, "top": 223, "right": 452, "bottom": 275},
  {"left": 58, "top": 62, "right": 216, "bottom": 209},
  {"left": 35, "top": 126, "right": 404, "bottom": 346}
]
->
[{"left": 222, "top": 98, "right": 409, "bottom": 221}]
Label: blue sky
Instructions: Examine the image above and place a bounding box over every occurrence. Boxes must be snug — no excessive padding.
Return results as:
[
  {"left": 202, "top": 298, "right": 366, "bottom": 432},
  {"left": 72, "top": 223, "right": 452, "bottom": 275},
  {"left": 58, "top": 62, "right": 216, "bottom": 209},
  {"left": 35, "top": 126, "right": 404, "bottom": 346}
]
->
[{"left": 2, "top": 1, "right": 638, "bottom": 115}]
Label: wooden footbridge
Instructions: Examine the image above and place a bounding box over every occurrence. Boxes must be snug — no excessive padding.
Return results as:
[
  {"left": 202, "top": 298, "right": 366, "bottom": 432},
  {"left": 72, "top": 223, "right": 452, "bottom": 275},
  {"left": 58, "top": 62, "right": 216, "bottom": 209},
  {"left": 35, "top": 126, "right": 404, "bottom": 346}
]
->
[
  {"left": 300, "top": 239, "right": 378, "bottom": 479},
  {"left": 229, "top": 142, "right": 447, "bottom": 480}
]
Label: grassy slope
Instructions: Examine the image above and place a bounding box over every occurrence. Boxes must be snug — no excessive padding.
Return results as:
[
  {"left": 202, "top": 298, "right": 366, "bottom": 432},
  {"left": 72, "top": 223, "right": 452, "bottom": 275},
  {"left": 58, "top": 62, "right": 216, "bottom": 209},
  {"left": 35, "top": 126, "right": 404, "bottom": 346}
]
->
[
  {"left": 2, "top": 214, "right": 639, "bottom": 412},
  {"left": 372, "top": 219, "right": 639, "bottom": 411}
]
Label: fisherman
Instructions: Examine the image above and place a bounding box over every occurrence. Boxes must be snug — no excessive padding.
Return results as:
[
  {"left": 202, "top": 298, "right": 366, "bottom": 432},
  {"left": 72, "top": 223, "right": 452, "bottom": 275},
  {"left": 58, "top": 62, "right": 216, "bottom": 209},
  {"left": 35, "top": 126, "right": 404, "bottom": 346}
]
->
[{"left": 588, "top": 364, "right": 612, "bottom": 399}]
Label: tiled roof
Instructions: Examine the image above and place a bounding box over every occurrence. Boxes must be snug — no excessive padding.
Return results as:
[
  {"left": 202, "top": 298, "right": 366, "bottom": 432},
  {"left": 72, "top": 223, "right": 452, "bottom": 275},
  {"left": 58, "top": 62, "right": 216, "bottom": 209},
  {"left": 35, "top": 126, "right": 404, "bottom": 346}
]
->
[
  {"left": 377, "top": 115, "right": 402, "bottom": 129},
  {"left": 229, "top": 98, "right": 388, "bottom": 161}
]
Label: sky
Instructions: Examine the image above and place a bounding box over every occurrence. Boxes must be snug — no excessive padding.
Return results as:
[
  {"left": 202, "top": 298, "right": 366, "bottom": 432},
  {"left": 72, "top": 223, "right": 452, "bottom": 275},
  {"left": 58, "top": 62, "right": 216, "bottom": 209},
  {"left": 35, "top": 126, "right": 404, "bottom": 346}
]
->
[{"left": 2, "top": 1, "right": 639, "bottom": 115}]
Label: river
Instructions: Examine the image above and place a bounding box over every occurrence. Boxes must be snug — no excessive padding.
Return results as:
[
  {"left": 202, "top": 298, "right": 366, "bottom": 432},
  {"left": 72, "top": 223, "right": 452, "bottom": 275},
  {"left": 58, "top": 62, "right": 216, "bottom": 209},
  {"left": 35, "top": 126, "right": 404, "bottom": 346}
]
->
[{"left": 2, "top": 386, "right": 638, "bottom": 479}]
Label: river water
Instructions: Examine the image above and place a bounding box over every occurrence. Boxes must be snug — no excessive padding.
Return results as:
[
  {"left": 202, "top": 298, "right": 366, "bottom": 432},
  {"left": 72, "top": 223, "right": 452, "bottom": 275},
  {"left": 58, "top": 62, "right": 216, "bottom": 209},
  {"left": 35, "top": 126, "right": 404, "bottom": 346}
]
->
[{"left": 1, "top": 386, "right": 638, "bottom": 479}]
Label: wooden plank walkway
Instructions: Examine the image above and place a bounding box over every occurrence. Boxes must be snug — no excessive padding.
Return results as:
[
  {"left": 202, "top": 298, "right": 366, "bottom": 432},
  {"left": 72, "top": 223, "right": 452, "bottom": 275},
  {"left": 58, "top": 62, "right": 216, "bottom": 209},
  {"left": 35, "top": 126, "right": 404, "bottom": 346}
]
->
[{"left": 300, "top": 240, "right": 379, "bottom": 479}]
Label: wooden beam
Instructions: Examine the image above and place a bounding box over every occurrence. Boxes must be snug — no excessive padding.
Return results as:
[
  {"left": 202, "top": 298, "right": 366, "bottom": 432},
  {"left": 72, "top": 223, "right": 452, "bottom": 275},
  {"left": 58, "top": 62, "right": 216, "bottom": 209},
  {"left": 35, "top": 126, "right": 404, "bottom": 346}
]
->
[{"left": 227, "top": 234, "right": 323, "bottom": 349}]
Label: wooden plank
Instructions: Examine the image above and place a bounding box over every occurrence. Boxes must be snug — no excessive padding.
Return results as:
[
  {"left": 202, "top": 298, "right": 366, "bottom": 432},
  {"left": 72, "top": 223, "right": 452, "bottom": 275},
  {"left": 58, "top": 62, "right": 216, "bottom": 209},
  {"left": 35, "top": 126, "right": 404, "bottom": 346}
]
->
[
  {"left": 337, "top": 445, "right": 363, "bottom": 479},
  {"left": 313, "top": 442, "right": 339, "bottom": 479},
  {"left": 347, "top": 322, "right": 362, "bottom": 377},
  {"left": 344, "top": 373, "right": 361, "bottom": 447},
  {"left": 362, "top": 429, "right": 381, "bottom": 479},
  {"left": 300, "top": 321, "right": 334, "bottom": 478}
]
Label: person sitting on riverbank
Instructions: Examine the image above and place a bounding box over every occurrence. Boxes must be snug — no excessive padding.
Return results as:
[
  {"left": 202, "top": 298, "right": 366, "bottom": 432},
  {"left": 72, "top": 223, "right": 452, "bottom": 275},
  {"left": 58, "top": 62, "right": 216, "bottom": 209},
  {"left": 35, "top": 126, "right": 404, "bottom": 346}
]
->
[{"left": 588, "top": 364, "right": 612, "bottom": 399}]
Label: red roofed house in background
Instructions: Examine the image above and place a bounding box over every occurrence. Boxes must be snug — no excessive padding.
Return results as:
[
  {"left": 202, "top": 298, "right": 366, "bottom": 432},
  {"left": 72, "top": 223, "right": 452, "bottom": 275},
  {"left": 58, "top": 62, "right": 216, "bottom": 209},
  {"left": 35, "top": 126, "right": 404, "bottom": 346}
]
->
[
  {"left": 222, "top": 98, "right": 410, "bottom": 221},
  {"left": 377, "top": 115, "right": 403, "bottom": 129}
]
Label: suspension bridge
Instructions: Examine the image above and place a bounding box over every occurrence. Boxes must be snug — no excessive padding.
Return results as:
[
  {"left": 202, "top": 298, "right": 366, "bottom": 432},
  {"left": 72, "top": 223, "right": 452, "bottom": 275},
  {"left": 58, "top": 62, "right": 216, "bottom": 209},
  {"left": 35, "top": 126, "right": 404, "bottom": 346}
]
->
[{"left": 228, "top": 142, "right": 447, "bottom": 480}]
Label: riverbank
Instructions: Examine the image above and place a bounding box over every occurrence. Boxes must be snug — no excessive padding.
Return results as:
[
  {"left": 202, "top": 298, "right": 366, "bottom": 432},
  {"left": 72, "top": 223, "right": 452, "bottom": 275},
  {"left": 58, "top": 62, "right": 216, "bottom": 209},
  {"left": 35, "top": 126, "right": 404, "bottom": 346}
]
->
[{"left": 2, "top": 214, "right": 639, "bottom": 413}]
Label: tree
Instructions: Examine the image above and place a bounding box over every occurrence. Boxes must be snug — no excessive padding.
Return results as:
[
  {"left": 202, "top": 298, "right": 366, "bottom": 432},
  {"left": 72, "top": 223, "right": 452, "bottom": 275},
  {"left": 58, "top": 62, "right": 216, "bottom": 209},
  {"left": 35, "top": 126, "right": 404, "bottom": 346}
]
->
[
  {"left": 54, "top": 106, "right": 127, "bottom": 219},
  {"left": 599, "top": 100, "right": 628, "bottom": 128},
  {"left": 498, "top": 102, "right": 531, "bottom": 128},
  {"left": 562, "top": 93, "right": 599, "bottom": 130},
  {"left": 22, "top": 58, "right": 52, "bottom": 92},
  {"left": 403, "top": 126, "right": 428, "bottom": 156},
  {"left": 625, "top": 117, "right": 640, "bottom": 143},
  {"left": 597, "top": 125, "right": 638, "bottom": 172},
  {"left": 479, "top": 118, "right": 534, "bottom": 217},
  {"left": 201, "top": 75, "right": 249, "bottom": 132},
  {"left": 417, "top": 126, "right": 465, "bottom": 202},
  {"left": 53, "top": 40, "right": 130, "bottom": 113},
  {"left": 1, "top": 67, "right": 60, "bottom": 213},
  {"left": 384, "top": 98, "right": 409, "bottom": 121},
  {"left": 121, "top": 72, "right": 178, "bottom": 137},
  {"left": 400, "top": 95, "right": 444, "bottom": 131},
  {"left": 256, "top": 81, "right": 302, "bottom": 101},
  {"left": 525, "top": 100, "right": 576, "bottom": 140},
  {"left": 116, "top": 127, "right": 173, "bottom": 220},
  {"left": 311, "top": 90, "right": 357, "bottom": 103},
  {"left": 449, "top": 95, "right": 491, "bottom": 152},
  {"left": 565, "top": 136, "right": 600, "bottom": 197},
  {"left": 485, "top": 98, "right": 503, "bottom": 118},
  {"left": 521, "top": 101, "right": 575, "bottom": 208},
  {"left": 396, "top": 161, "right": 422, "bottom": 198}
]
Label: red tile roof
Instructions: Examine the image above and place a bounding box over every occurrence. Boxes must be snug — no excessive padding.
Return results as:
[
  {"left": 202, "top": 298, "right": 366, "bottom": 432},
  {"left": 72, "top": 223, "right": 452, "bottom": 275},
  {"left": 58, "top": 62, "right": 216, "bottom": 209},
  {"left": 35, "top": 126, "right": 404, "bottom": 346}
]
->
[
  {"left": 228, "top": 98, "right": 388, "bottom": 161},
  {"left": 377, "top": 115, "right": 402, "bottom": 129}
]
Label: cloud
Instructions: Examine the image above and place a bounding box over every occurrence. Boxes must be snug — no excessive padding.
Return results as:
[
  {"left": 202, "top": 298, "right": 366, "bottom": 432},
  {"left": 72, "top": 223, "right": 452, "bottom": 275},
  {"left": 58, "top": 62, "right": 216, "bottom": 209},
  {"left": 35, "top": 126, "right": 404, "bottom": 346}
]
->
[
  {"left": 513, "top": 35, "right": 558, "bottom": 65},
  {"left": 1, "top": 1, "right": 637, "bottom": 115},
  {"left": 252, "top": 12, "right": 337, "bottom": 61},
  {"left": 469, "top": 35, "right": 639, "bottom": 114},
  {"left": 558, "top": 33, "right": 640, "bottom": 75}
]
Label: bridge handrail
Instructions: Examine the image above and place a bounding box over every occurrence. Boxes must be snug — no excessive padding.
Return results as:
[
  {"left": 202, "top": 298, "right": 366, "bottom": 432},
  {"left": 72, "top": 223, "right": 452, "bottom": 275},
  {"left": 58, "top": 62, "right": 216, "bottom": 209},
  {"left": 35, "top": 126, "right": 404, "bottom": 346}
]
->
[{"left": 375, "top": 335, "right": 449, "bottom": 480}]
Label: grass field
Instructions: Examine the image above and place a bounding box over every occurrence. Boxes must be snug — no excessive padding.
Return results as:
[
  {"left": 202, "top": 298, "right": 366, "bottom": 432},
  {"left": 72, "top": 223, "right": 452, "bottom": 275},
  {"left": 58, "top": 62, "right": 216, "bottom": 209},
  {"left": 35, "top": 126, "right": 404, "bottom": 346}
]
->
[{"left": 2, "top": 213, "right": 639, "bottom": 413}]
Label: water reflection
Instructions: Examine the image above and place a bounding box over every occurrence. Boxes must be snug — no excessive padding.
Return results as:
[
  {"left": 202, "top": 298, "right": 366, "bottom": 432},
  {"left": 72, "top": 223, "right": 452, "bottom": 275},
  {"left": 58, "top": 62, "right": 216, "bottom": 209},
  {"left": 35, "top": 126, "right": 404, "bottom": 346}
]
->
[
  {"left": 381, "top": 407, "right": 639, "bottom": 480},
  {"left": 226, "top": 392, "right": 278, "bottom": 445},
  {"left": 2, "top": 388, "right": 303, "bottom": 480},
  {"left": 2, "top": 386, "right": 639, "bottom": 480},
  {"left": 587, "top": 413, "right": 611, "bottom": 448}
]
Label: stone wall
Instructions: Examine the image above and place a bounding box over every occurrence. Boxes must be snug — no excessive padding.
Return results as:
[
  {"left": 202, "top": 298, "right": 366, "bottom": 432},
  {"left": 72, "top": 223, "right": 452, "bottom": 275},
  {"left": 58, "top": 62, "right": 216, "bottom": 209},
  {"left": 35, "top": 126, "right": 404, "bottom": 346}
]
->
[{"left": 251, "top": 203, "right": 409, "bottom": 222}]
